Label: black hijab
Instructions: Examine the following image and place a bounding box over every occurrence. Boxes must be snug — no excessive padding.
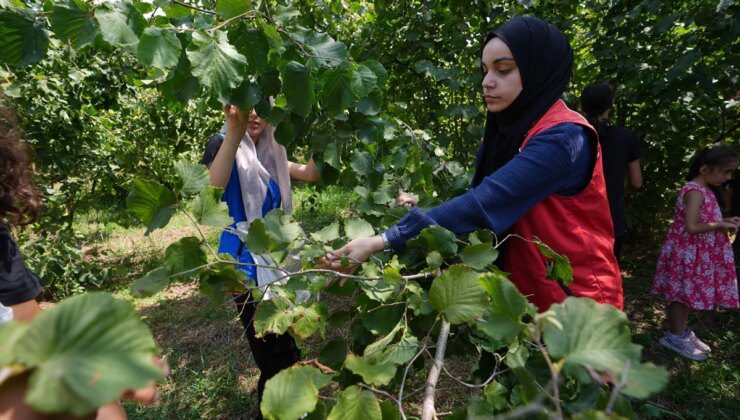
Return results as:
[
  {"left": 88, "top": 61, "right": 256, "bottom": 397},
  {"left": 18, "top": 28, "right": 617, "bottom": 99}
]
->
[{"left": 472, "top": 17, "right": 574, "bottom": 187}]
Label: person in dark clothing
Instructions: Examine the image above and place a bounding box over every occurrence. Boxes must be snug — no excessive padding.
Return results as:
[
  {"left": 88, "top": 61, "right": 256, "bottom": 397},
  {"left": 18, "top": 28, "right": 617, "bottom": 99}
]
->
[
  {"left": 202, "top": 104, "right": 319, "bottom": 417},
  {"left": 581, "top": 82, "right": 642, "bottom": 263},
  {"left": 320, "top": 17, "right": 623, "bottom": 312}
]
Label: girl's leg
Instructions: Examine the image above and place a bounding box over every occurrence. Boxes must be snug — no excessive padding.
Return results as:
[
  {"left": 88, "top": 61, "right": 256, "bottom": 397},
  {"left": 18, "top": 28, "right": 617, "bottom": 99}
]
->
[{"left": 668, "top": 301, "right": 689, "bottom": 335}]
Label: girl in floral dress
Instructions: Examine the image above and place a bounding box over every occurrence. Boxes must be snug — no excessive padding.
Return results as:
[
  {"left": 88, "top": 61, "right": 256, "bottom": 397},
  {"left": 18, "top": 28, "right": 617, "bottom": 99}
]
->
[{"left": 653, "top": 144, "right": 740, "bottom": 361}]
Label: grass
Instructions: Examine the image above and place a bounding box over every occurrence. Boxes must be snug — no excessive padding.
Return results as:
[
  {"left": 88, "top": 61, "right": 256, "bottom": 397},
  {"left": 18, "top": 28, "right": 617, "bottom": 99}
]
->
[{"left": 47, "top": 184, "right": 738, "bottom": 419}]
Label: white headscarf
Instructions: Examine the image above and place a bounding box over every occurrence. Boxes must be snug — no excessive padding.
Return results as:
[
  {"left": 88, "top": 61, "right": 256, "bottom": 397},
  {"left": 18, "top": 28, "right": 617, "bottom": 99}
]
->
[{"left": 233, "top": 122, "right": 292, "bottom": 227}]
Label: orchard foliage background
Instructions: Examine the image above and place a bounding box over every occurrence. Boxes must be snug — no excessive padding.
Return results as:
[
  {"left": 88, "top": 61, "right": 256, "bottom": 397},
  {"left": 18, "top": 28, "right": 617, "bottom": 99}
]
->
[{"left": 0, "top": 0, "right": 737, "bottom": 418}]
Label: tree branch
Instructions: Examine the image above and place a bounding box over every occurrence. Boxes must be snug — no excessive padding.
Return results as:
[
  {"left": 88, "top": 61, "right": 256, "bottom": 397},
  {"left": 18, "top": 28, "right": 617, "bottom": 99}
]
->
[{"left": 421, "top": 320, "right": 450, "bottom": 420}]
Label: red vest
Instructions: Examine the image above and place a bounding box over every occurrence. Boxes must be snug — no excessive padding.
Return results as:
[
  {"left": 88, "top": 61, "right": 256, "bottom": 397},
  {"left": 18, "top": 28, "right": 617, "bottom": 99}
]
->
[{"left": 504, "top": 100, "right": 623, "bottom": 311}]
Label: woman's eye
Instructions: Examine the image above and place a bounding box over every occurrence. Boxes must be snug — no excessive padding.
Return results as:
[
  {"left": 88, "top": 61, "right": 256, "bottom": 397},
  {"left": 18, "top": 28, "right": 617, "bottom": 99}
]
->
[{"left": 497, "top": 68, "right": 512, "bottom": 75}]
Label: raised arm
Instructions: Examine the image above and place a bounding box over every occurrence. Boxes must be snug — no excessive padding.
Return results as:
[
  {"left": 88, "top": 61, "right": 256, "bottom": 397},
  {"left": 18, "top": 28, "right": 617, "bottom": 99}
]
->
[
  {"left": 627, "top": 159, "right": 642, "bottom": 189},
  {"left": 288, "top": 157, "right": 320, "bottom": 182},
  {"left": 208, "top": 105, "right": 247, "bottom": 187}
]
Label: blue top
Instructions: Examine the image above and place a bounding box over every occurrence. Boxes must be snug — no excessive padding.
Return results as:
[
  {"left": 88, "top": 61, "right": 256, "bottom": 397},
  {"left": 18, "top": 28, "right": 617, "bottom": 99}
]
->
[
  {"left": 202, "top": 134, "right": 281, "bottom": 284},
  {"left": 385, "top": 123, "right": 594, "bottom": 249}
]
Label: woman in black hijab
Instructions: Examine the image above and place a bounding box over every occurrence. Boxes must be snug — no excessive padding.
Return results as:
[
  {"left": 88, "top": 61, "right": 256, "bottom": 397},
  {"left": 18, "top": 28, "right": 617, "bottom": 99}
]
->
[{"left": 323, "top": 17, "right": 623, "bottom": 311}]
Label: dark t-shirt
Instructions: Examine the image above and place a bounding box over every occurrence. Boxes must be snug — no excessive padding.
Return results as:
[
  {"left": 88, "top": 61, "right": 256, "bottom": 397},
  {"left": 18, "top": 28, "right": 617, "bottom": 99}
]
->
[
  {"left": 201, "top": 134, "right": 224, "bottom": 167},
  {"left": 0, "top": 222, "right": 43, "bottom": 306},
  {"left": 599, "top": 125, "right": 641, "bottom": 237}
]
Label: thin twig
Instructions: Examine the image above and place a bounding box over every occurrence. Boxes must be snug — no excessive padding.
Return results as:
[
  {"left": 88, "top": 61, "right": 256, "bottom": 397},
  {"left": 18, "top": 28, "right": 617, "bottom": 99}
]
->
[
  {"left": 170, "top": 0, "right": 216, "bottom": 15},
  {"left": 605, "top": 360, "right": 631, "bottom": 414},
  {"left": 209, "top": 10, "right": 260, "bottom": 31},
  {"left": 398, "top": 344, "right": 427, "bottom": 420}
]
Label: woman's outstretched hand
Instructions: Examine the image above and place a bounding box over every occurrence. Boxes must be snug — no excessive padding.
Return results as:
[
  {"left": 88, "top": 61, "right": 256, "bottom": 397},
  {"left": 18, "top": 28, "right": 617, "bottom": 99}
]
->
[
  {"left": 317, "top": 235, "right": 385, "bottom": 274},
  {"left": 222, "top": 104, "right": 248, "bottom": 142}
]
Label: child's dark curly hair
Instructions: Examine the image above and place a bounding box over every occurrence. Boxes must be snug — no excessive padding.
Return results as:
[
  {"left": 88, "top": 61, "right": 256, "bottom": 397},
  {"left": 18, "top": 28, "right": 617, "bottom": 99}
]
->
[{"left": 0, "top": 106, "right": 41, "bottom": 225}]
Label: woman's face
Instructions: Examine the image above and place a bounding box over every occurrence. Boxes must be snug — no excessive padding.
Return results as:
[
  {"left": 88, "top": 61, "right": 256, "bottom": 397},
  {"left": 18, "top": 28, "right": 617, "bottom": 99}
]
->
[
  {"left": 702, "top": 162, "right": 737, "bottom": 186},
  {"left": 481, "top": 37, "right": 523, "bottom": 113},
  {"left": 247, "top": 108, "right": 267, "bottom": 140}
]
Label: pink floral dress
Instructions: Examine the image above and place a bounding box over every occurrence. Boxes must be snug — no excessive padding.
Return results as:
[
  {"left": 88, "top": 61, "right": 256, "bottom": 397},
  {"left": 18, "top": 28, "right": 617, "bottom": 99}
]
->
[{"left": 653, "top": 182, "right": 739, "bottom": 310}]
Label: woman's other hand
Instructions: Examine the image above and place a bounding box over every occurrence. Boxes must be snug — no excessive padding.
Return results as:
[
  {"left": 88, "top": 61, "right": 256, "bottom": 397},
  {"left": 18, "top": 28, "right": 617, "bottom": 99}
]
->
[
  {"left": 396, "top": 191, "right": 419, "bottom": 208},
  {"left": 317, "top": 236, "right": 385, "bottom": 274}
]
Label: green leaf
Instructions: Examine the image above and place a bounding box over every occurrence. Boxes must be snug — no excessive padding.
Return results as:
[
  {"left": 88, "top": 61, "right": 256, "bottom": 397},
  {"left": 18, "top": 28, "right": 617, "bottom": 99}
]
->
[
  {"left": 544, "top": 298, "right": 668, "bottom": 398},
  {"left": 282, "top": 61, "right": 315, "bottom": 118},
  {"left": 320, "top": 67, "right": 354, "bottom": 114},
  {"left": 215, "top": 0, "right": 250, "bottom": 19},
  {"left": 47, "top": 0, "right": 99, "bottom": 49},
  {"left": 192, "top": 186, "right": 233, "bottom": 227},
  {"left": 230, "top": 24, "right": 269, "bottom": 74},
  {"left": 223, "top": 79, "right": 261, "bottom": 109},
  {"left": 292, "top": 301, "right": 328, "bottom": 339},
  {"left": 363, "top": 59, "right": 388, "bottom": 88},
  {"left": 174, "top": 160, "right": 210, "bottom": 196},
  {"left": 290, "top": 28, "right": 348, "bottom": 68},
  {"left": 327, "top": 385, "right": 382, "bottom": 420},
  {"left": 429, "top": 265, "right": 488, "bottom": 324},
  {"left": 199, "top": 265, "right": 247, "bottom": 305},
  {"left": 0, "top": 320, "right": 28, "bottom": 366},
  {"left": 96, "top": 0, "right": 146, "bottom": 51},
  {"left": 131, "top": 266, "right": 170, "bottom": 298},
  {"left": 535, "top": 239, "right": 573, "bottom": 286},
  {"left": 0, "top": 7, "right": 49, "bottom": 67},
  {"left": 310, "top": 222, "right": 340, "bottom": 242},
  {"left": 264, "top": 208, "right": 303, "bottom": 246},
  {"left": 357, "top": 94, "right": 381, "bottom": 116},
  {"left": 345, "top": 218, "right": 374, "bottom": 240},
  {"left": 477, "top": 273, "right": 526, "bottom": 343},
  {"left": 361, "top": 303, "right": 404, "bottom": 336},
  {"left": 186, "top": 30, "right": 246, "bottom": 100},
  {"left": 319, "top": 337, "right": 347, "bottom": 371},
  {"left": 351, "top": 64, "right": 378, "bottom": 97},
  {"left": 254, "top": 296, "right": 293, "bottom": 337},
  {"left": 483, "top": 381, "right": 509, "bottom": 411},
  {"left": 137, "top": 27, "right": 181, "bottom": 69},
  {"left": 243, "top": 218, "right": 271, "bottom": 254},
  {"left": 350, "top": 150, "right": 373, "bottom": 176},
  {"left": 161, "top": 48, "right": 201, "bottom": 103},
  {"left": 460, "top": 243, "right": 498, "bottom": 270},
  {"left": 344, "top": 354, "right": 396, "bottom": 386},
  {"left": 409, "top": 225, "right": 458, "bottom": 257},
  {"left": 126, "top": 179, "right": 177, "bottom": 234},
  {"left": 380, "top": 400, "right": 400, "bottom": 420},
  {"left": 14, "top": 293, "right": 161, "bottom": 416},
  {"left": 261, "top": 365, "right": 319, "bottom": 420},
  {"left": 163, "top": 236, "right": 207, "bottom": 278}
]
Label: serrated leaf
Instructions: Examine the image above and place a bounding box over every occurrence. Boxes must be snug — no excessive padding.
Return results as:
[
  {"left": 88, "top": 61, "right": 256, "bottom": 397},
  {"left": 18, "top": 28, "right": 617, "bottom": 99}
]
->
[
  {"left": 264, "top": 208, "right": 302, "bottom": 246},
  {"left": 261, "top": 364, "right": 319, "bottom": 420},
  {"left": 357, "top": 94, "right": 381, "bottom": 116},
  {"left": 479, "top": 273, "right": 526, "bottom": 321},
  {"left": 344, "top": 354, "right": 396, "bottom": 386},
  {"left": 163, "top": 236, "right": 207, "bottom": 278},
  {"left": 363, "top": 59, "right": 388, "bottom": 88},
  {"left": 96, "top": 0, "right": 146, "bottom": 51},
  {"left": 483, "top": 381, "right": 509, "bottom": 411},
  {"left": 544, "top": 298, "right": 668, "bottom": 399},
  {"left": 319, "top": 337, "right": 347, "bottom": 371},
  {"left": 344, "top": 218, "right": 374, "bottom": 240},
  {"left": 174, "top": 160, "right": 210, "bottom": 196},
  {"left": 460, "top": 243, "right": 498, "bottom": 270},
  {"left": 310, "top": 222, "right": 340, "bottom": 242},
  {"left": 192, "top": 186, "right": 233, "bottom": 227},
  {"left": 351, "top": 64, "right": 377, "bottom": 97},
  {"left": 320, "top": 67, "right": 354, "bottom": 114},
  {"left": 429, "top": 265, "right": 488, "bottom": 324},
  {"left": 131, "top": 266, "right": 170, "bottom": 298},
  {"left": 376, "top": 331, "right": 418, "bottom": 365},
  {"left": 282, "top": 61, "right": 315, "bottom": 118},
  {"left": 215, "top": 0, "right": 250, "bottom": 19},
  {"left": 186, "top": 30, "right": 246, "bottom": 100},
  {"left": 290, "top": 28, "right": 347, "bottom": 68},
  {"left": 126, "top": 179, "right": 177, "bottom": 234},
  {"left": 14, "top": 293, "right": 161, "bottom": 416},
  {"left": 254, "top": 296, "right": 293, "bottom": 337},
  {"left": 535, "top": 239, "right": 573, "bottom": 286},
  {"left": 47, "top": 0, "right": 99, "bottom": 49},
  {"left": 328, "top": 385, "right": 381, "bottom": 420},
  {"left": 137, "top": 27, "right": 181, "bottom": 69},
  {"left": 223, "top": 79, "right": 261, "bottom": 109},
  {"left": 161, "top": 48, "right": 201, "bottom": 103},
  {"left": 409, "top": 225, "right": 458, "bottom": 257},
  {"left": 230, "top": 24, "right": 269, "bottom": 74},
  {"left": 350, "top": 150, "right": 373, "bottom": 176},
  {"left": 243, "top": 218, "right": 271, "bottom": 254},
  {"left": 0, "top": 7, "right": 49, "bottom": 67},
  {"left": 292, "top": 301, "right": 328, "bottom": 339},
  {"left": 361, "top": 303, "right": 404, "bottom": 336},
  {"left": 199, "top": 265, "right": 247, "bottom": 305}
]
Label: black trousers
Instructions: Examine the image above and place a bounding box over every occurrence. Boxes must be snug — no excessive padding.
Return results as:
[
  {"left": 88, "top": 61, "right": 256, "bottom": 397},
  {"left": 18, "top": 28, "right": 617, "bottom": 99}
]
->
[{"left": 234, "top": 292, "right": 301, "bottom": 415}]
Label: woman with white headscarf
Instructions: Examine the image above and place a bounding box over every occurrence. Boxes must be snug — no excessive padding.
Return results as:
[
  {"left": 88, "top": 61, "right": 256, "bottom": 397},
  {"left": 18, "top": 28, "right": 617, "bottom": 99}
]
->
[{"left": 202, "top": 104, "right": 319, "bottom": 416}]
